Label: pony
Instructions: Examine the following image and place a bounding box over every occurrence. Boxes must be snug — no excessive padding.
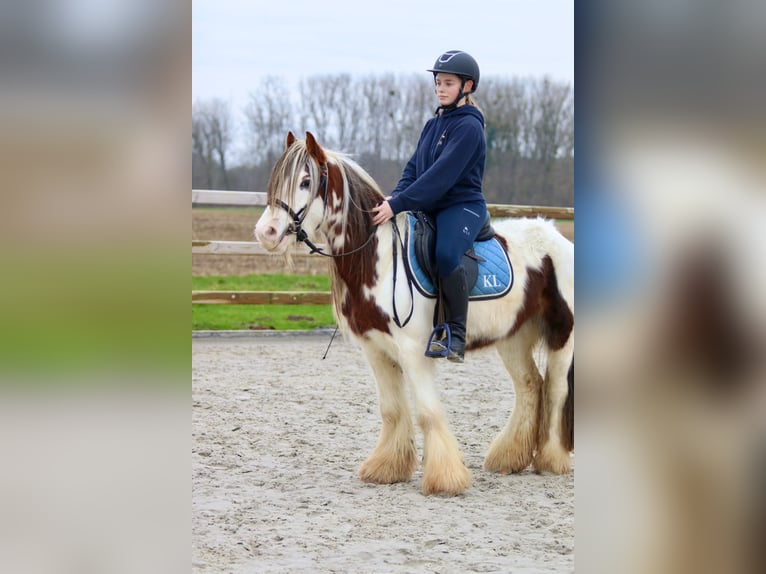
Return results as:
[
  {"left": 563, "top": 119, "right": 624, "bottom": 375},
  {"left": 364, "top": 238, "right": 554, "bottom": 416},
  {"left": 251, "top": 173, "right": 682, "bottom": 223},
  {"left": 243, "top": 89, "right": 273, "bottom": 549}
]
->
[{"left": 255, "top": 132, "right": 574, "bottom": 496}]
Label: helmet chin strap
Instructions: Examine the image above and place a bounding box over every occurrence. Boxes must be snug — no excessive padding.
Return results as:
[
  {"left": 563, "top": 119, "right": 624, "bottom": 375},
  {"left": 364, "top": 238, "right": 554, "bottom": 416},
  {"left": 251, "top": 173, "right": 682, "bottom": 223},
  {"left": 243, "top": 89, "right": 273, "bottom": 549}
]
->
[{"left": 436, "top": 78, "right": 470, "bottom": 113}]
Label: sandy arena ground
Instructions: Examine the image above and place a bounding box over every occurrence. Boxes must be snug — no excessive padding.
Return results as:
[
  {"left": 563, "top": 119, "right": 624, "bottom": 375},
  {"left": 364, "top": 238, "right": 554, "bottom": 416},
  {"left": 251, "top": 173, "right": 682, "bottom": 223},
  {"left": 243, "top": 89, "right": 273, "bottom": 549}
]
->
[{"left": 192, "top": 334, "right": 574, "bottom": 573}]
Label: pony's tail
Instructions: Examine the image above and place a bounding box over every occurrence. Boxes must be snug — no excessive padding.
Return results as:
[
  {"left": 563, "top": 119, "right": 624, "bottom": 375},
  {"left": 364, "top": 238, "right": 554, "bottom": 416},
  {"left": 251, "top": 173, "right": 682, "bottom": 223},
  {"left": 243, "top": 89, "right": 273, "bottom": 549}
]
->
[{"left": 561, "top": 357, "right": 574, "bottom": 451}]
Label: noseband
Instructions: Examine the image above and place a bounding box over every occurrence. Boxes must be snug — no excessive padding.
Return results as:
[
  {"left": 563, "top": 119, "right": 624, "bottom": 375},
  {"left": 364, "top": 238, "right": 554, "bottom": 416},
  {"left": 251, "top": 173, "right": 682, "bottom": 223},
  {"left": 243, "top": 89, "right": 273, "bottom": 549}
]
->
[{"left": 274, "top": 162, "right": 378, "bottom": 258}]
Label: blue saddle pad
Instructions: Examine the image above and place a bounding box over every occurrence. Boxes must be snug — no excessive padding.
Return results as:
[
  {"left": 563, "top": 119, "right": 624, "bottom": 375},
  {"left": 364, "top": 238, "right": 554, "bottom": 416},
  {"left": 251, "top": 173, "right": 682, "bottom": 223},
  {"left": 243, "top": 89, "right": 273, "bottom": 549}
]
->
[{"left": 404, "top": 213, "right": 513, "bottom": 300}]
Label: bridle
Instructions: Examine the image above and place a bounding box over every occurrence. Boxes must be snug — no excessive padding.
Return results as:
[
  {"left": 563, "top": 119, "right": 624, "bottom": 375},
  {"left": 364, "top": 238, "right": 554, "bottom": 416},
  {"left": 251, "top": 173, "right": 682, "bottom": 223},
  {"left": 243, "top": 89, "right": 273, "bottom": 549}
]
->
[
  {"left": 274, "top": 160, "right": 414, "bottom": 328},
  {"left": 274, "top": 162, "right": 378, "bottom": 258}
]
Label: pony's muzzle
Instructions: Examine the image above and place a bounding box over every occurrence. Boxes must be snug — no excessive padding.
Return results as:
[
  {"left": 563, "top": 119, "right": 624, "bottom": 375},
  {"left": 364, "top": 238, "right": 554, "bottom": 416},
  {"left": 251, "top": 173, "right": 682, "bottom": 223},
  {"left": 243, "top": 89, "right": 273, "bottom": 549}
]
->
[{"left": 254, "top": 217, "right": 289, "bottom": 252}]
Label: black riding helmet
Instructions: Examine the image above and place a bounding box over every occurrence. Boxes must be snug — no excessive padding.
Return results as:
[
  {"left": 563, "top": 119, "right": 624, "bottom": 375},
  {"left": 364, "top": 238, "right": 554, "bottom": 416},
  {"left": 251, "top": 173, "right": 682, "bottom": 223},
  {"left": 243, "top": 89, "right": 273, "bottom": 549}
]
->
[{"left": 427, "top": 50, "right": 480, "bottom": 111}]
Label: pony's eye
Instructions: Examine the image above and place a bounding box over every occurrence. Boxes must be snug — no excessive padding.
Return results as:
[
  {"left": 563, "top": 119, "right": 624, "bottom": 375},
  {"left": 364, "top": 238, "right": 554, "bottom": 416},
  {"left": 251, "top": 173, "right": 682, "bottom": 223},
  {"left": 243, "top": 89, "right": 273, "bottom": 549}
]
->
[{"left": 300, "top": 179, "right": 310, "bottom": 190}]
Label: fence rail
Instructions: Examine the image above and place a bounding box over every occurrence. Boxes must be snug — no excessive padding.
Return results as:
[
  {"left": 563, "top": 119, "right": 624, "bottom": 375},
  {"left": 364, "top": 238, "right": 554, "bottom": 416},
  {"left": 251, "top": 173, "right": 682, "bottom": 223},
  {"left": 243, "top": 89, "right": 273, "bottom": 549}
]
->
[
  {"left": 192, "top": 189, "right": 266, "bottom": 206},
  {"left": 193, "top": 290, "right": 331, "bottom": 305},
  {"left": 192, "top": 189, "right": 573, "bottom": 305},
  {"left": 192, "top": 189, "right": 574, "bottom": 220},
  {"left": 192, "top": 240, "right": 319, "bottom": 256}
]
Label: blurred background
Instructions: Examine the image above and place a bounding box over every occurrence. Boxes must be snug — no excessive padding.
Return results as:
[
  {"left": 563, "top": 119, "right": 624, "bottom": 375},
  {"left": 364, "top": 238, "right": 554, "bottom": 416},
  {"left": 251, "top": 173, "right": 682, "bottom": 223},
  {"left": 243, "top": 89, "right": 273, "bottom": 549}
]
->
[
  {"left": 0, "top": 0, "right": 188, "bottom": 377},
  {"left": 0, "top": 0, "right": 188, "bottom": 572},
  {"left": 576, "top": 1, "right": 765, "bottom": 573}
]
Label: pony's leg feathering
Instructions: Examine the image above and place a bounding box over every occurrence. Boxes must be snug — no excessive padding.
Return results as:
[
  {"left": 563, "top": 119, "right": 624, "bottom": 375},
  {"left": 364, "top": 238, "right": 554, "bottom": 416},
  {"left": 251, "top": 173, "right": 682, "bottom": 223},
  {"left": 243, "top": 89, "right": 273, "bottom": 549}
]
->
[
  {"left": 403, "top": 354, "right": 471, "bottom": 496},
  {"left": 533, "top": 340, "right": 574, "bottom": 474},
  {"left": 357, "top": 346, "right": 417, "bottom": 485},
  {"left": 484, "top": 324, "right": 543, "bottom": 474}
]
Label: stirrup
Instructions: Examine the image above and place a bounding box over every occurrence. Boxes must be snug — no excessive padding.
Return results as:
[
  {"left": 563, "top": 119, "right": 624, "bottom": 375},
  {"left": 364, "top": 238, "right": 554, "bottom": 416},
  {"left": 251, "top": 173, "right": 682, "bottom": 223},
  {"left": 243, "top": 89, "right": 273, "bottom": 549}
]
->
[{"left": 425, "top": 323, "right": 451, "bottom": 358}]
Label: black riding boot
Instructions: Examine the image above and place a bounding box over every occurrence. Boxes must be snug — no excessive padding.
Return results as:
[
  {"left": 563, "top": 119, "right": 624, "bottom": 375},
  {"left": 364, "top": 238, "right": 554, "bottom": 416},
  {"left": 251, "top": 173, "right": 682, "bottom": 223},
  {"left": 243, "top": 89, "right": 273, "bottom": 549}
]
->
[{"left": 429, "top": 265, "right": 469, "bottom": 363}]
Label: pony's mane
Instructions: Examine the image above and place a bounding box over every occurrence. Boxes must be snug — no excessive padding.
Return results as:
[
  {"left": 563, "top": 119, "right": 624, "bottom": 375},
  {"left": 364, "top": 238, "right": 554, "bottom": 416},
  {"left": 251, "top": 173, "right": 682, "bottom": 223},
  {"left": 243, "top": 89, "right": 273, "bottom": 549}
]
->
[
  {"left": 322, "top": 150, "right": 385, "bottom": 324},
  {"left": 325, "top": 149, "right": 385, "bottom": 238}
]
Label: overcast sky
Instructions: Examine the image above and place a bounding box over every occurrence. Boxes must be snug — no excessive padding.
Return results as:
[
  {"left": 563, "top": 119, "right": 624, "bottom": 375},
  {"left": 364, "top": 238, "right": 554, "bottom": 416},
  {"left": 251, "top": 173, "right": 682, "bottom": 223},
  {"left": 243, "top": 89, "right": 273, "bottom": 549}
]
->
[{"left": 193, "top": 0, "right": 573, "bottom": 111}]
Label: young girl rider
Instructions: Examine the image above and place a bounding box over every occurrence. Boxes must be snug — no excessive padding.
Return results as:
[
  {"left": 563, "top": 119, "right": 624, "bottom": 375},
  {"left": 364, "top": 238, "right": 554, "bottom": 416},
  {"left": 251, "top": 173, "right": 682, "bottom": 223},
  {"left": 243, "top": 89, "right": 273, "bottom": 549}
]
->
[{"left": 371, "top": 50, "right": 487, "bottom": 363}]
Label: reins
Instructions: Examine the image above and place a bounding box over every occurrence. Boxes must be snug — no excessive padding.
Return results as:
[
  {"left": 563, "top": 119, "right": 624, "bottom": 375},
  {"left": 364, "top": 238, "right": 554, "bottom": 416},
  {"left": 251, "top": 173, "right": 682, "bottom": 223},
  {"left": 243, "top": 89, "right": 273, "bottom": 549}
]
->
[{"left": 390, "top": 217, "right": 415, "bottom": 328}]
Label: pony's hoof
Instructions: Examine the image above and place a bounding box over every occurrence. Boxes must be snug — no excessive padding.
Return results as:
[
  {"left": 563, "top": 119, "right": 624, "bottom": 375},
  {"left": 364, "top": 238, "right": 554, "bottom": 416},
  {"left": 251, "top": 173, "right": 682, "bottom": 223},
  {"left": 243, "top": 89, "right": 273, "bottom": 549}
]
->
[
  {"left": 533, "top": 444, "right": 572, "bottom": 474},
  {"left": 358, "top": 451, "right": 417, "bottom": 484},
  {"left": 483, "top": 437, "right": 534, "bottom": 474},
  {"left": 483, "top": 450, "right": 532, "bottom": 474},
  {"left": 421, "top": 464, "right": 472, "bottom": 496}
]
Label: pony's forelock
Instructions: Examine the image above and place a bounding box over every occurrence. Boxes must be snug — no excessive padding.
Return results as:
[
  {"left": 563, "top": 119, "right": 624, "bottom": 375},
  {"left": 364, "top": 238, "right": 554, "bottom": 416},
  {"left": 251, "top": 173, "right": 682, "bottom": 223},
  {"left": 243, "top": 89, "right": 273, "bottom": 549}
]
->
[{"left": 267, "top": 140, "right": 320, "bottom": 212}]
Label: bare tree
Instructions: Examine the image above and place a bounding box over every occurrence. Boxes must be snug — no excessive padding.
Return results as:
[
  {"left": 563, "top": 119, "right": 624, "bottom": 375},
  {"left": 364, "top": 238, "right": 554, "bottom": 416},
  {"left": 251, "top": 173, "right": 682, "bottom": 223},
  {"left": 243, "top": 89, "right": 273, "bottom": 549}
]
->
[
  {"left": 244, "top": 76, "right": 294, "bottom": 166},
  {"left": 192, "top": 98, "right": 234, "bottom": 189},
  {"left": 193, "top": 74, "right": 573, "bottom": 205},
  {"left": 298, "top": 76, "right": 333, "bottom": 145},
  {"left": 482, "top": 78, "right": 527, "bottom": 156},
  {"left": 559, "top": 88, "right": 575, "bottom": 159},
  {"left": 360, "top": 74, "right": 390, "bottom": 158},
  {"left": 192, "top": 101, "right": 215, "bottom": 188},
  {"left": 207, "top": 99, "right": 233, "bottom": 189},
  {"left": 528, "top": 77, "right": 573, "bottom": 199},
  {"left": 397, "top": 75, "right": 435, "bottom": 163},
  {"left": 480, "top": 77, "right": 531, "bottom": 200},
  {"left": 531, "top": 78, "right": 572, "bottom": 165},
  {"left": 332, "top": 74, "right": 364, "bottom": 151}
]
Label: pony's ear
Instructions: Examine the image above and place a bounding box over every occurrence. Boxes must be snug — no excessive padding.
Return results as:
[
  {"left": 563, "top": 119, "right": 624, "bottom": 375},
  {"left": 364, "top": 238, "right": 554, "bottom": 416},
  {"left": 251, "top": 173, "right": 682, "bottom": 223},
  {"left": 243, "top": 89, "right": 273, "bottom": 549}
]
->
[
  {"left": 304, "top": 131, "right": 327, "bottom": 164},
  {"left": 285, "top": 131, "right": 296, "bottom": 149}
]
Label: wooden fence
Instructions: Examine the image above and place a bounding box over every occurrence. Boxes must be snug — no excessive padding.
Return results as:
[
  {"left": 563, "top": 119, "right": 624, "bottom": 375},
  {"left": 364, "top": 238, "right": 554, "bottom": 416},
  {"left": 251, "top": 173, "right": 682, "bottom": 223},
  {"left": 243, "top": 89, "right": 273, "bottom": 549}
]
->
[{"left": 192, "top": 190, "right": 573, "bottom": 305}]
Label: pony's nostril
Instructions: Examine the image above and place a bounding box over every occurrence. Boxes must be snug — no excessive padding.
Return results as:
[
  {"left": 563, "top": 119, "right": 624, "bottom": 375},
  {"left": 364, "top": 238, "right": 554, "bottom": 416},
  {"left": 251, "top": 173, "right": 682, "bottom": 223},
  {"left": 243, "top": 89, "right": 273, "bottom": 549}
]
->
[
  {"left": 256, "top": 224, "right": 269, "bottom": 236},
  {"left": 256, "top": 223, "right": 281, "bottom": 245}
]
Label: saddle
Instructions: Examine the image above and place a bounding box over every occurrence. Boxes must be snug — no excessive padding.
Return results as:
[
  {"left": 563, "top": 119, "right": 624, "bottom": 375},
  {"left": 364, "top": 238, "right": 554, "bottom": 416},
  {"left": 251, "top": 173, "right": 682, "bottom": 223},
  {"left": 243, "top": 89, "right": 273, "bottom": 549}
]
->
[{"left": 404, "top": 211, "right": 513, "bottom": 301}]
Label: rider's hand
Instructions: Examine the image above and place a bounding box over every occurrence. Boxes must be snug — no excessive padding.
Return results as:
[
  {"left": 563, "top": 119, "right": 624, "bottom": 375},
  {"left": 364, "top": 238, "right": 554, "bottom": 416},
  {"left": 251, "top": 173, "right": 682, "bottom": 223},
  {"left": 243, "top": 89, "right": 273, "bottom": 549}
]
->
[{"left": 372, "top": 200, "right": 394, "bottom": 226}]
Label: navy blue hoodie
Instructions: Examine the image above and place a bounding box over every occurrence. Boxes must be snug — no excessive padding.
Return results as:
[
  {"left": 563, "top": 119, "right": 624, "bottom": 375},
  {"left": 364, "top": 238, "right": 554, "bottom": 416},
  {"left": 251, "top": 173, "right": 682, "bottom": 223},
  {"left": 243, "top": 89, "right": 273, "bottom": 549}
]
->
[{"left": 387, "top": 105, "right": 486, "bottom": 215}]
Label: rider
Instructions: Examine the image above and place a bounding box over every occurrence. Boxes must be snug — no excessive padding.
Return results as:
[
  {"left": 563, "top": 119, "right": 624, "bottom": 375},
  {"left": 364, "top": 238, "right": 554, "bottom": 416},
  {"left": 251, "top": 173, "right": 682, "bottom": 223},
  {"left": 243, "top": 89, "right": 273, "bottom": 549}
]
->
[{"left": 371, "top": 50, "right": 488, "bottom": 363}]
